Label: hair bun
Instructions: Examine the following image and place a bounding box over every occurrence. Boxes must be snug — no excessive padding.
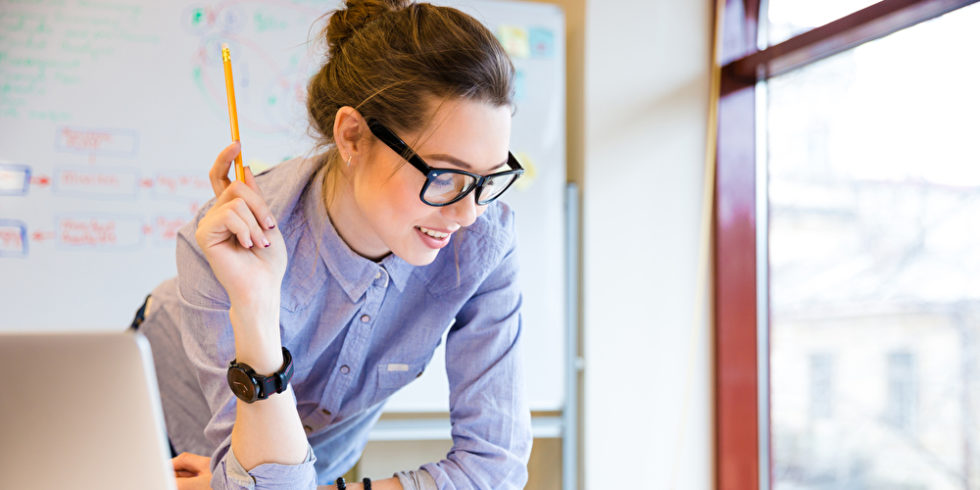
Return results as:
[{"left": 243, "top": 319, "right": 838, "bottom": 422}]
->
[{"left": 327, "top": 0, "right": 409, "bottom": 55}]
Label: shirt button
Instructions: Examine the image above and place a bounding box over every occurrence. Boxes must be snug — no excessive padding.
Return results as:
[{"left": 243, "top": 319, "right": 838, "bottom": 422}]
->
[
  {"left": 303, "top": 425, "right": 313, "bottom": 433},
  {"left": 375, "top": 270, "right": 382, "bottom": 279},
  {"left": 340, "top": 365, "right": 350, "bottom": 374},
  {"left": 321, "top": 408, "right": 332, "bottom": 416},
  {"left": 360, "top": 314, "right": 370, "bottom": 323}
]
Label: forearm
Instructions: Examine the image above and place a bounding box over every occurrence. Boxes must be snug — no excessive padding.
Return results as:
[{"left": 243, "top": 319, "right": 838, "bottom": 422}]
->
[{"left": 228, "top": 303, "right": 308, "bottom": 470}]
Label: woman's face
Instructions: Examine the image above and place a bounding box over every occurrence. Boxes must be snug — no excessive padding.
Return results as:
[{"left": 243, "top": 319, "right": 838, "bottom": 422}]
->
[{"left": 351, "top": 98, "right": 513, "bottom": 266}]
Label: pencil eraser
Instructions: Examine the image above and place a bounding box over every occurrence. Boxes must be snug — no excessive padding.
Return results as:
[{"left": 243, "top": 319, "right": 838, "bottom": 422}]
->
[{"left": 221, "top": 42, "right": 229, "bottom": 50}]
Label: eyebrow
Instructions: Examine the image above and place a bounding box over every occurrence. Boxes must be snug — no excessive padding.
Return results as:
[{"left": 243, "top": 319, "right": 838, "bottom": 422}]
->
[{"left": 421, "top": 153, "right": 508, "bottom": 174}]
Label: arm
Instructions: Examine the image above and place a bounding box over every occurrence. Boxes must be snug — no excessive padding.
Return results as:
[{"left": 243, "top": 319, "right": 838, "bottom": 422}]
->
[
  {"left": 418, "top": 213, "right": 532, "bottom": 489},
  {"left": 176, "top": 143, "right": 317, "bottom": 489}
]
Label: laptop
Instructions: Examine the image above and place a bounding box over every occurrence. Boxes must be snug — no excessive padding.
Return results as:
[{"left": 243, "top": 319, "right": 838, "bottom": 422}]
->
[{"left": 0, "top": 330, "right": 177, "bottom": 490}]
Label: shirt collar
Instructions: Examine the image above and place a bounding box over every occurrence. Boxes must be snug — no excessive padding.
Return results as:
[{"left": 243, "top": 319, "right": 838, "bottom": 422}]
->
[{"left": 303, "top": 164, "right": 412, "bottom": 302}]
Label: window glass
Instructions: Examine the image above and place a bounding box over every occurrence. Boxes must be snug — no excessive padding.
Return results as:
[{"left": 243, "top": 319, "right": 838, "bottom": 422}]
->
[
  {"left": 768, "top": 4, "right": 980, "bottom": 489},
  {"left": 768, "top": 0, "right": 879, "bottom": 45}
]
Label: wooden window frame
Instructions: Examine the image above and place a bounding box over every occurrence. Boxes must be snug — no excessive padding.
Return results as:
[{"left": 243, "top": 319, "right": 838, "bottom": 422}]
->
[{"left": 712, "top": 1, "right": 980, "bottom": 489}]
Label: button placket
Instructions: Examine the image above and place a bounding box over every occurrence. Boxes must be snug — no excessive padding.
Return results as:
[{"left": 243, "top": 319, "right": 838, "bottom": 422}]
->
[
  {"left": 374, "top": 267, "right": 389, "bottom": 289},
  {"left": 323, "top": 271, "right": 390, "bottom": 416}
]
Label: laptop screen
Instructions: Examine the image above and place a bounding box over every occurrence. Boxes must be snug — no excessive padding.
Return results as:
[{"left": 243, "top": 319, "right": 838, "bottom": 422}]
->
[{"left": 0, "top": 330, "right": 177, "bottom": 490}]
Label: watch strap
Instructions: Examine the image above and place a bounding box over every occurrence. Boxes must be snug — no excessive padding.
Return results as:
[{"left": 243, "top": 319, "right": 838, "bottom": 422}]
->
[{"left": 227, "top": 347, "right": 294, "bottom": 403}]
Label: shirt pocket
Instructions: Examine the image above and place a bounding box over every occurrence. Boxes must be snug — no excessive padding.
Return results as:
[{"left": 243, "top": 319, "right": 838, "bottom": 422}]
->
[{"left": 375, "top": 357, "right": 428, "bottom": 400}]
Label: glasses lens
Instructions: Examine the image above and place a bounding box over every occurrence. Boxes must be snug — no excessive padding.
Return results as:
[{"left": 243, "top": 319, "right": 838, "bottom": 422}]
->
[
  {"left": 477, "top": 173, "right": 519, "bottom": 203},
  {"left": 424, "top": 171, "right": 477, "bottom": 204}
]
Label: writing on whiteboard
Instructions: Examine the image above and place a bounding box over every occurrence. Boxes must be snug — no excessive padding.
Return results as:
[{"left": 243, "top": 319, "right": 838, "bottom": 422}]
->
[
  {"left": 0, "top": 220, "right": 28, "bottom": 257},
  {"left": 57, "top": 216, "right": 142, "bottom": 249},
  {"left": 54, "top": 166, "right": 139, "bottom": 197},
  {"left": 153, "top": 173, "right": 210, "bottom": 199},
  {"left": 55, "top": 126, "right": 139, "bottom": 156},
  {"left": 0, "top": 164, "right": 31, "bottom": 195}
]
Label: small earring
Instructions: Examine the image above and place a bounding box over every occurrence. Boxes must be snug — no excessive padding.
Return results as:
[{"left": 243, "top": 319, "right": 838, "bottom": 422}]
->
[{"left": 345, "top": 153, "right": 352, "bottom": 167}]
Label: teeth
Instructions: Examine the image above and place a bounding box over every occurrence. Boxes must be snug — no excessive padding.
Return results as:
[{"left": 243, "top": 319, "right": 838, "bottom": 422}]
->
[{"left": 419, "top": 226, "right": 449, "bottom": 239}]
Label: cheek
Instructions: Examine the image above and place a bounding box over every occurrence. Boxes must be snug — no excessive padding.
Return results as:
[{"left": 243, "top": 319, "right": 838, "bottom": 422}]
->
[{"left": 375, "top": 171, "right": 430, "bottom": 227}]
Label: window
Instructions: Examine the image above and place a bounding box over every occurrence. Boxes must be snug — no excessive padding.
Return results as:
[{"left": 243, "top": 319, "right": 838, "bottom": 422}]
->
[{"left": 714, "top": 1, "right": 980, "bottom": 489}]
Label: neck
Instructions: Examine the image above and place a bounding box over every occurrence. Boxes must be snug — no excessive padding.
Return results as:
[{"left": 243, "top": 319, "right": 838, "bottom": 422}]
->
[{"left": 322, "top": 164, "right": 390, "bottom": 262}]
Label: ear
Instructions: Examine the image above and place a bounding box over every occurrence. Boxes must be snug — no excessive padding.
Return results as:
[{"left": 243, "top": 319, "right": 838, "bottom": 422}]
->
[{"left": 333, "top": 106, "right": 368, "bottom": 165}]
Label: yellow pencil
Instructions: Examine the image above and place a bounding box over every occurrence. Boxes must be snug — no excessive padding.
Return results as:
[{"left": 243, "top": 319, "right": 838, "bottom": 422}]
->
[{"left": 221, "top": 43, "right": 245, "bottom": 182}]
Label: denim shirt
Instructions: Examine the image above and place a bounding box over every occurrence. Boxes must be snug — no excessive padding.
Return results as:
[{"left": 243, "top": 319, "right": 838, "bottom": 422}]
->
[{"left": 140, "top": 156, "right": 531, "bottom": 489}]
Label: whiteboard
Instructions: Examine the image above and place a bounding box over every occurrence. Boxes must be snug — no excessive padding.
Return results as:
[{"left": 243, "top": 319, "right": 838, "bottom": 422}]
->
[{"left": 0, "top": 0, "right": 565, "bottom": 411}]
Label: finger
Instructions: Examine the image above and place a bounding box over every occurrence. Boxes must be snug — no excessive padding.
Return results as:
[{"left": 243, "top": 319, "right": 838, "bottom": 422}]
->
[
  {"left": 195, "top": 206, "right": 251, "bottom": 250},
  {"left": 172, "top": 452, "right": 210, "bottom": 472},
  {"left": 223, "top": 202, "right": 259, "bottom": 249},
  {"left": 216, "top": 180, "right": 277, "bottom": 231},
  {"left": 209, "top": 142, "right": 241, "bottom": 198},
  {"left": 171, "top": 453, "right": 194, "bottom": 473},
  {"left": 176, "top": 474, "right": 211, "bottom": 490},
  {"left": 229, "top": 198, "right": 271, "bottom": 248},
  {"left": 228, "top": 198, "right": 270, "bottom": 249},
  {"left": 242, "top": 168, "right": 274, "bottom": 229},
  {"left": 243, "top": 166, "right": 259, "bottom": 194},
  {"left": 172, "top": 451, "right": 206, "bottom": 468}
]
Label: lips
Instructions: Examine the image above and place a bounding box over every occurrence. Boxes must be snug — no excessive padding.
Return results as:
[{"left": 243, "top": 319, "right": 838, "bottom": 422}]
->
[
  {"left": 418, "top": 225, "right": 450, "bottom": 239},
  {"left": 415, "top": 225, "right": 453, "bottom": 249}
]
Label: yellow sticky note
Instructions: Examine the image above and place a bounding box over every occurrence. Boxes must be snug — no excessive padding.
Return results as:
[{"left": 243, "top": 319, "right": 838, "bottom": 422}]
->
[
  {"left": 497, "top": 25, "right": 530, "bottom": 59},
  {"left": 514, "top": 151, "right": 536, "bottom": 191},
  {"left": 245, "top": 158, "right": 273, "bottom": 175}
]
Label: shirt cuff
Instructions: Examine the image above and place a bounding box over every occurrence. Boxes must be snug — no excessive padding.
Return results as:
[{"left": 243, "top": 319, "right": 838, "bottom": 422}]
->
[
  {"left": 394, "top": 469, "right": 438, "bottom": 490},
  {"left": 224, "top": 444, "right": 317, "bottom": 490}
]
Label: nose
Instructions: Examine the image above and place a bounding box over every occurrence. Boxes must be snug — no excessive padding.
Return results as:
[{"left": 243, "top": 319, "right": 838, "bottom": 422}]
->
[{"left": 442, "top": 191, "right": 480, "bottom": 227}]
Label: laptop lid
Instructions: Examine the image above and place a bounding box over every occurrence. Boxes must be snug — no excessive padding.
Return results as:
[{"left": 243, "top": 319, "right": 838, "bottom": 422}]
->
[{"left": 0, "top": 330, "right": 177, "bottom": 490}]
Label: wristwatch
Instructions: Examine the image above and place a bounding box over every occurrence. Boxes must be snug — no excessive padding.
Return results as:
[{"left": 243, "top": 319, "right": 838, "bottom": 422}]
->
[{"left": 226, "top": 347, "right": 294, "bottom": 403}]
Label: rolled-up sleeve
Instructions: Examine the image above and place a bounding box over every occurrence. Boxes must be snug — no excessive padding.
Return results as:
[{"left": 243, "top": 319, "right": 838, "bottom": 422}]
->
[
  {"left": 420, "top": 214, "right": 532, "bottom": 489},
  {"left": 215, "top": 439, "right": 317, "bottom": 490},
  {"left": 174, "top": 217, "right": 318, "bottom": 490}
]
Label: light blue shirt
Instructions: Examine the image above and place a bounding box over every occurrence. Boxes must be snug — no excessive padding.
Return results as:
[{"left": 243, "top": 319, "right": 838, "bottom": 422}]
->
[{"left": 140, "top": 156, "right": 531, "bottom": 489}]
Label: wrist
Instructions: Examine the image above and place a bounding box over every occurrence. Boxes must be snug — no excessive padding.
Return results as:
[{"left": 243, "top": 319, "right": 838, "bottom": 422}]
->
[{"left": 228, "top": 306, "right": 283, "bottom": 374}]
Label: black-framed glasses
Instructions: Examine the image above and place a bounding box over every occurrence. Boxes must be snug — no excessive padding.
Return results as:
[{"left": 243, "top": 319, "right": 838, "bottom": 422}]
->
[{"left": 366, "top": 119, "right": 524, "bottom": 207}]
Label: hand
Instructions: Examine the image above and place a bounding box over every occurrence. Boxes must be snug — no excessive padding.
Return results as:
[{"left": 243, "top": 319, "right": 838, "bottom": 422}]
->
[
  {"left": 195, "top": 143, "right": 287, "bottom": 306},
  {"left": 172, "top": 452, "right": 212, "bottom": 490}
]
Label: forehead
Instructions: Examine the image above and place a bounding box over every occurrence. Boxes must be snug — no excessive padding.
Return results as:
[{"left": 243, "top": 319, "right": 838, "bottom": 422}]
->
[{"left": 409, "top": 98, "right": 512, "bottom": 170}]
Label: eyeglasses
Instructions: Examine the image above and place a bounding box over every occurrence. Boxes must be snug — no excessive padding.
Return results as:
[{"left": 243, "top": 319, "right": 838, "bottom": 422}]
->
[{"left": 367, "top": 119, "right": 524, "bottom": 207}]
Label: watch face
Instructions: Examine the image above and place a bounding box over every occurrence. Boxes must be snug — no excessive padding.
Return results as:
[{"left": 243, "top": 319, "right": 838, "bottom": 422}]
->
[{"left": 227, "top": 367, "right": 257, "bottom": 402}]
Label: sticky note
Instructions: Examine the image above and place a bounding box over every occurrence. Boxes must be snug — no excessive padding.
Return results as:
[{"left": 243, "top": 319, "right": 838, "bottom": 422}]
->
[
  {"left": 513, "top": 151, "right": 536, "bottom": 191},
  {"left": 529, "top": 28, "right": 555, "bottom": 58},
  {"left": 514, "top": 69, "right": 527, "bottom": 101},
  {"left": 497, "top": 25, "right": 530, "bottom": 59}
]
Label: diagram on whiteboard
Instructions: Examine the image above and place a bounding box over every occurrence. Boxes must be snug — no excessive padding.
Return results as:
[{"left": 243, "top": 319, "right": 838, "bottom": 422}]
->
[
  {"left": 0, "top": 0, "right": 325, "bottom": 261},
  {"left": 0, "top": 0, "right": 567, "bottom": 413}
]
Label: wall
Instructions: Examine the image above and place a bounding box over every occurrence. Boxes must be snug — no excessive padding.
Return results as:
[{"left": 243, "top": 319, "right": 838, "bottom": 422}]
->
[
  {"left": 581, "top": 0, "right": 713, "bottom": 488},
  {"left": 353, "top": 0, "right": 715, "bottom": 487}
]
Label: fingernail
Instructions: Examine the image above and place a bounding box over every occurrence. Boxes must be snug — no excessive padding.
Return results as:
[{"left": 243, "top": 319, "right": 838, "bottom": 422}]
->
[
  {"left": 263, "top": 238, "right": 271, "bottom": 248},
  {"left": 265, "top": 217, "right": 276, "bottom": 229}
]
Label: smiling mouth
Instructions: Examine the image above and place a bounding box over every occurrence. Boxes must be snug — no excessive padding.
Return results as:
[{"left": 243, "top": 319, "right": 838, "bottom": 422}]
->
[{"left": 417, "top": 226, "right": 450, "bottom": 239}]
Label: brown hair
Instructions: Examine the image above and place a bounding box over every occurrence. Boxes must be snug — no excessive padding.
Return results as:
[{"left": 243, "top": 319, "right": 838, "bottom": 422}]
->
[{"left": 307, "top": 0, "right": 515, "bottom": 162}]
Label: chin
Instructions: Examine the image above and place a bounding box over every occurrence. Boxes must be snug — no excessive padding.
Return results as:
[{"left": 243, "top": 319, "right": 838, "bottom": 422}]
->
[
  {"left": 400, "top": 250, "right": 440, "bottom": 267},
  {"left": 392, "top": 241, "right": 442, "bottom": 267}
]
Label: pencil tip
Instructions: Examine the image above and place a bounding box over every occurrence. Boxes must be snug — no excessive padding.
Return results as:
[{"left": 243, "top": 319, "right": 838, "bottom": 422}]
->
[{"left": 221, "top": 42, "right": 229, "bottom": 51}]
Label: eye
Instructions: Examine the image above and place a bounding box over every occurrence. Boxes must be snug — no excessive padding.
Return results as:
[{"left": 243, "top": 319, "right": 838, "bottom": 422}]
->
[{"left": 430, "top": 173, "right": 456, "bottom": 189}]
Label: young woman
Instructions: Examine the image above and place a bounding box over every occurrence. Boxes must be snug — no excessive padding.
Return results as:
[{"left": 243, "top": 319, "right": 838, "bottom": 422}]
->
[{"left": 136, "top": 1, "right": 531, "bottom": 488}]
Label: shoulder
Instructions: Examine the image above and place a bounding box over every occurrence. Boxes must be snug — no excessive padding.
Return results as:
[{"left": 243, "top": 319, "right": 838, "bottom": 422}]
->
[
  {"left": 462, "top": 199, "right": 517, "bottom": 261},
  {"left": 252, "top": 156, "right": 324, "bottom": 226}
]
